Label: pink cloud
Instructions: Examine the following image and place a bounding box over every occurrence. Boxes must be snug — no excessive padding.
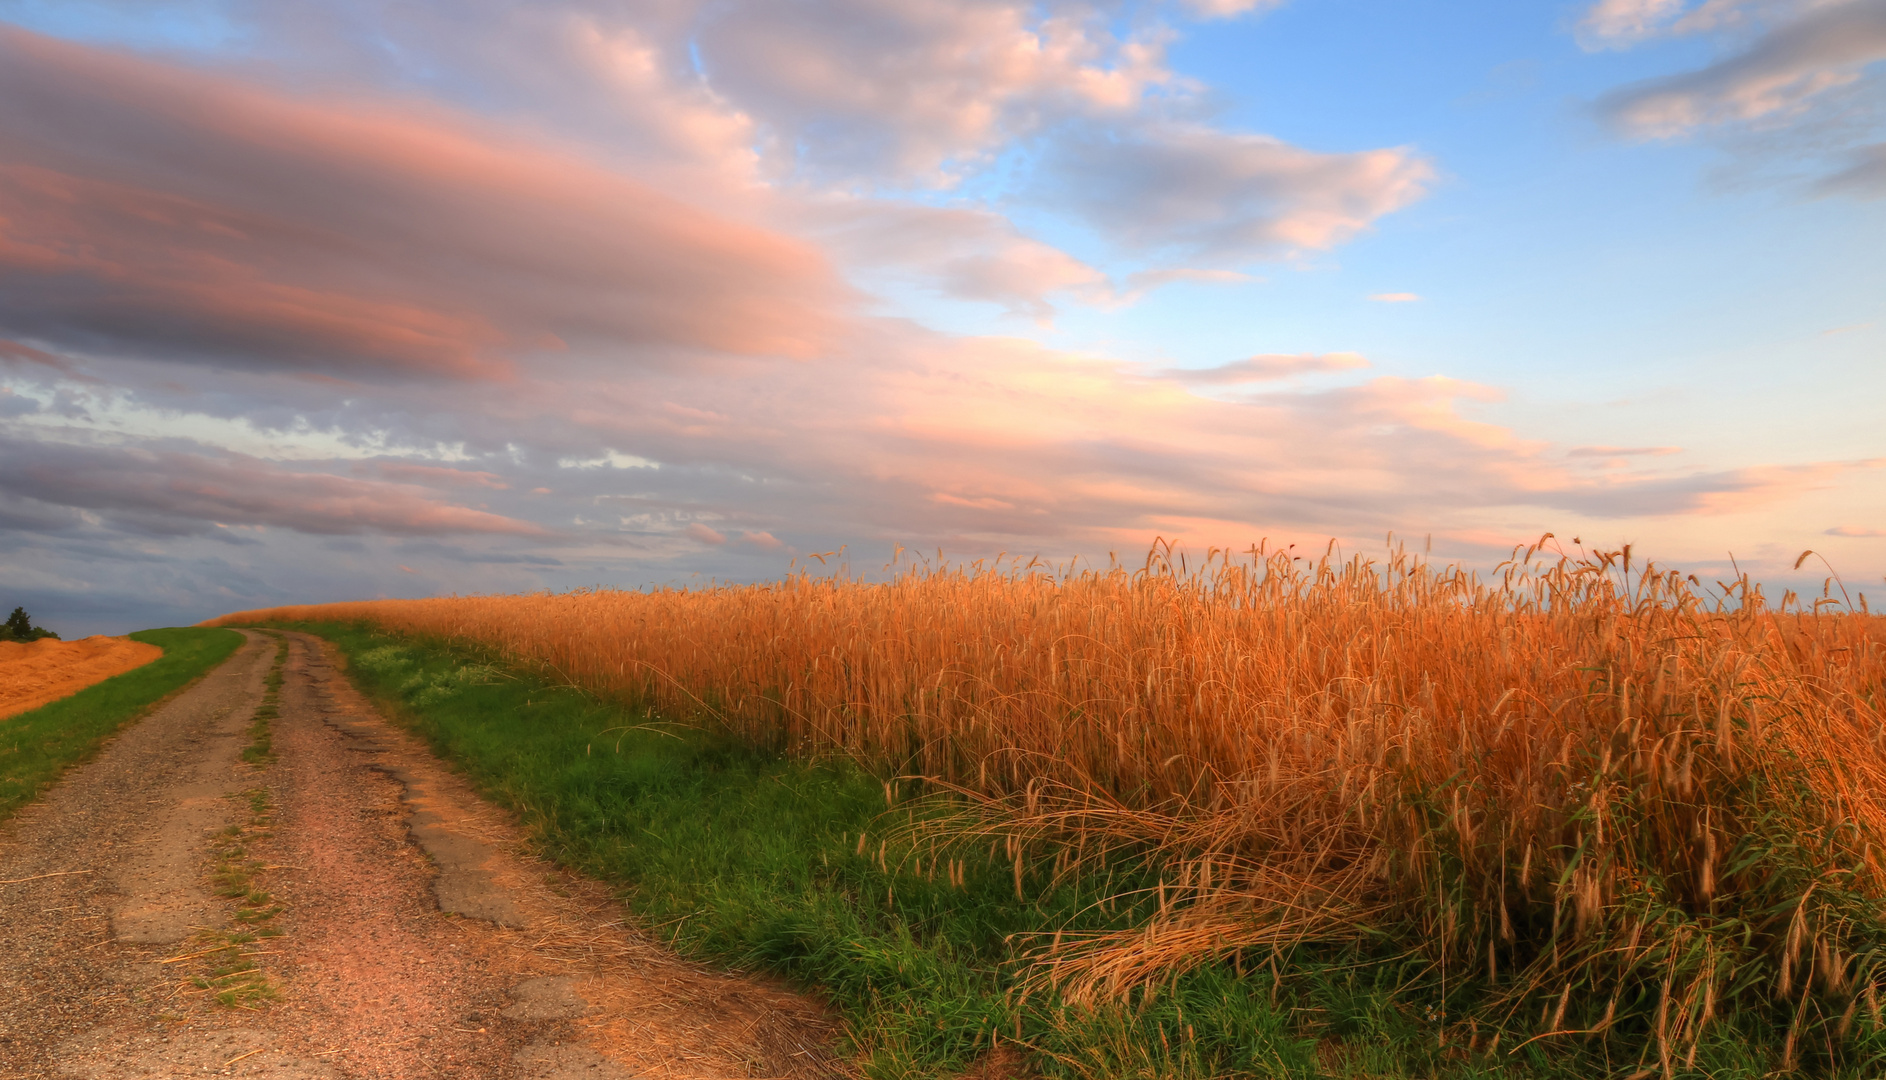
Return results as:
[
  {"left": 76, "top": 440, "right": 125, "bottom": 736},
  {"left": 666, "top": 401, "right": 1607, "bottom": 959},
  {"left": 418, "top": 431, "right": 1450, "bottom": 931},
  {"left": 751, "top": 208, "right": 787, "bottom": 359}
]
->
[
  {"left": 1568, "top": 445, "right": 1682, "bottom": 457},
  {"left": 1161, "top": 352, "right": 1370, "bottom": 383},
  {"left": 1685, "top": 462, "right": 1870, "bottom": 515},
  {"left": 0, "top": 27, "right": 850, "bottom": 377},
  {"left": 1177, "top": 0, "right": 1288, "bottom": 17},
  {"left": 0, "top": 12, "right": 1868, "bottom": 595},
  {"left": 1578, "top": 0, "right": 1691, "bottom": 48},
  {"left": 810, "top": 199, "right": 1110, "bottom": 321},
  {"left": 0, "top": 338, "right": 76, "bottom": 373},
  {"left": 1827, "top": 525, "right": 1886, "bottom": 538},
  {"left": 376, "top": 463, "right": 511, "bottom": 490},
  {"left": 538, "top": 321, "right": 1886, "bottom": 564}
]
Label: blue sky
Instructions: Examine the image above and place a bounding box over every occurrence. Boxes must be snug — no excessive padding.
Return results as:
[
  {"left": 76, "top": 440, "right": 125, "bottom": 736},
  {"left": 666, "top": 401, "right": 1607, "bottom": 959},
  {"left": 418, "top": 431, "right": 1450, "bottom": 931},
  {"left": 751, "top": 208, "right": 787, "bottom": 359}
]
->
[{"left": 0, "top": 0, "right": 1881, "bottom": 635}]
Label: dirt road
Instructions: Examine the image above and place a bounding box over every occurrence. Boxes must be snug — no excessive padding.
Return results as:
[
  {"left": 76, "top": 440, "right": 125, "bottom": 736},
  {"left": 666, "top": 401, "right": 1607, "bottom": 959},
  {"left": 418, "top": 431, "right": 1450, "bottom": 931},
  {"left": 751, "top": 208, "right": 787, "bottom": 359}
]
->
[{"left": 0, "top": 630, "right": 844, "bottom": 1079}]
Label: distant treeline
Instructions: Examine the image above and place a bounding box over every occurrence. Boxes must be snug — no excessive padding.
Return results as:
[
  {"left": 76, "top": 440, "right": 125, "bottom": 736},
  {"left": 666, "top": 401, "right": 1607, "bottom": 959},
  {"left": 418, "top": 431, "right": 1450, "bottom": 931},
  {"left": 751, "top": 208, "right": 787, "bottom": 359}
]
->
[{"left": 3, "top": 607, "right": 59, "bottom": 642}]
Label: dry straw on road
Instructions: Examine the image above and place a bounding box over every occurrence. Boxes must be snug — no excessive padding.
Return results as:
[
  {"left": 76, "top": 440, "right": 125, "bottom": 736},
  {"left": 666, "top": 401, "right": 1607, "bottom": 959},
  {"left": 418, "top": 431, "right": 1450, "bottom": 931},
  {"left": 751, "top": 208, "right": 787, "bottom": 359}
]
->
[{"left": 216, "top": 538, "right": 1886, "bottom": 1063}]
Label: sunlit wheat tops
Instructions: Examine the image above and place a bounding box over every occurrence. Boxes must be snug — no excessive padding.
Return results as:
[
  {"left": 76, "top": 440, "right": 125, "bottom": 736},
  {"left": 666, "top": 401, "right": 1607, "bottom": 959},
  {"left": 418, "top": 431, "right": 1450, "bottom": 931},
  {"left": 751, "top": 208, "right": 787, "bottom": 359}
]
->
[{"left": 216, "top": 539, "right": 1886, "bottom": 1062}]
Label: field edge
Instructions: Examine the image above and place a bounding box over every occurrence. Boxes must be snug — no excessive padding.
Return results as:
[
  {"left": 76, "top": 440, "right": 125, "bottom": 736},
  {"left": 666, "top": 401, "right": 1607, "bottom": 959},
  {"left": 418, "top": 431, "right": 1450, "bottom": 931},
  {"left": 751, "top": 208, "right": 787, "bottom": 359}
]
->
[{"left": 0, "top": 627, "right": 246, "bottom": 823}]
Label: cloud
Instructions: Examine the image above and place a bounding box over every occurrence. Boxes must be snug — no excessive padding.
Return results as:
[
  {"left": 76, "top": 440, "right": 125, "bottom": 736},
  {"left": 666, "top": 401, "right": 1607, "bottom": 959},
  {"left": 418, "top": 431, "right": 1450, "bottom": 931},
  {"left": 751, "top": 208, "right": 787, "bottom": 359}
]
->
[
  {"left": 374, "top": 463, "right": 510, "bottom": 489},
  {"left": 557, "top": 450, "right": 661, "bottom": 470},
  {"left": 0, "top": 7, "right": 1872, "bottom": 629},
  {"left": 1567, "top": 445, "right": 1682, "bottom": 457},
  {"left": 1041, "top": 124, "right": 1433, "bottom": 261},
  {"left": 1112, "top": 268, "right": 1258, "bottom": 305},
  {"left": 1578, "top": 0, "right": 1803, "bottom": 48},
  {"left": 1818, "top": 140, "right": 1886, "bottom": 195},
  {"left": 1828, "top": 524, "right": 1886, "bottom": 537},
  {"left": 1578, "top": 0, "right": 1692, "bottom": 48},
  {"left": 1543, "top": 460, "right": 1878, "bottom": 517},
  {"left": 0, "top": 5, "right": 1429, "bottom": 321},
  {"left": 1600, "top": 1, "right": 1886, "bottom": 137},
  {"left": 1369, "top": 292, "right": 1421, "bottom": 302},
  {"left": 0, "top": 26, "right": 850, "bottom": 377},
  {"left": 814, "top": 204, "right": 1262, "bottom": 318},
  {"left": 1159, "top": 352, "right": 1371, "bottom": 383},
  {"left": 0, "top": 388, "right": 39, "bottom": 420},
  {"left": 1174, "top": 0, "right": 1287, "bottom": 18},
  {"left": 394, "top": 540, "right": 564, "bottom": 565},
  {"left": 810, "top": 199, "right": 1109, "bottom": 320},
  {"left": 0, "top": 338, "right": 79, "bottom": 374},
  {"left": 0, "top": 435, "right": 551, "bottom": 539},
  {"left": 692, "top": 0, "right": 1184, "bottom": 182}
]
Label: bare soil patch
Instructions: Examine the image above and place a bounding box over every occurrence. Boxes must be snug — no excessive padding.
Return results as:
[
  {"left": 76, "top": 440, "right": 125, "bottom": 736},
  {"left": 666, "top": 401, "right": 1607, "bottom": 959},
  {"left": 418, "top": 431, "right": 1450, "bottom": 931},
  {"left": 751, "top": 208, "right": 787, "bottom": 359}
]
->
[{"left": 0, "top": 635, "right": 165, "bottom": 720}]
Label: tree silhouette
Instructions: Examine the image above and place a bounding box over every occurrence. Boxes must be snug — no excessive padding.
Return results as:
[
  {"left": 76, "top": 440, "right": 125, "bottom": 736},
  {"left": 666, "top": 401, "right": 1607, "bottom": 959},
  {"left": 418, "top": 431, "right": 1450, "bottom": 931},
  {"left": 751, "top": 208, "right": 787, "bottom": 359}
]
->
[{"left": 3, "top": 606, "right": 57, "bottom": 641}]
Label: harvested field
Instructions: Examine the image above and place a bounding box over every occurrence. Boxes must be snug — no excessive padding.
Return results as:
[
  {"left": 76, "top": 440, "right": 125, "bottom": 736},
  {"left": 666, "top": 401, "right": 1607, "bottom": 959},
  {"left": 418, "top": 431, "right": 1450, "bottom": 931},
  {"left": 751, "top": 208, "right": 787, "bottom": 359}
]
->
[
  {"left": 0, "top": 634, "right": 164, "bottom": 720},
  {"left": 214, "top": 540, "right": 1886, "bottom": 1071}
]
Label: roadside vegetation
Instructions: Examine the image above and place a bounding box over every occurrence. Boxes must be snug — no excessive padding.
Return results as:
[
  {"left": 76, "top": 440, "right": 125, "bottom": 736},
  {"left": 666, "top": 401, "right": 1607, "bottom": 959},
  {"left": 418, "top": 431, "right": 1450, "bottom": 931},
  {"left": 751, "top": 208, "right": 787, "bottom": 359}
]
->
[
  {"left": 220, "top": 541, "right": 1886, "bottom": 1078},
  {"left": 0, "top": 627, "right": 243, "bottom": 822}
]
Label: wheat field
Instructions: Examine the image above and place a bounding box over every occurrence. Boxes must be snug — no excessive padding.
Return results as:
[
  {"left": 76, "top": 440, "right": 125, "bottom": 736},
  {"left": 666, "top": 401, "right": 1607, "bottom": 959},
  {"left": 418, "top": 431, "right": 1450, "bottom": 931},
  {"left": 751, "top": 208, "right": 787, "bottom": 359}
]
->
[{"left": 213, "top": 538, "right": 1886, "bottom": 1063}]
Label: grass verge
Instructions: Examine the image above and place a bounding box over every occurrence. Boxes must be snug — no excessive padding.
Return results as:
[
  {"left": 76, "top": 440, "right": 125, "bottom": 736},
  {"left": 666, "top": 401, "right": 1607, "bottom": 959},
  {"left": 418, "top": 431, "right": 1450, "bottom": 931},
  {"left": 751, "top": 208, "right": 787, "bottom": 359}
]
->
[
  {"left": 0, "top": 627, "right": 244, "bottom": 823},
  {"left": 271, "top": 620, "right": 1870, "bottom": 1079}
]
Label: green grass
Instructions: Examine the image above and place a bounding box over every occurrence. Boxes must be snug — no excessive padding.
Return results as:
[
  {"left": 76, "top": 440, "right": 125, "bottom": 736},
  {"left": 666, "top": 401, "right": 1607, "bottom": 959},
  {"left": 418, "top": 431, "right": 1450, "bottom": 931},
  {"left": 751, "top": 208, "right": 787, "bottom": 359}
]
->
[
  {"left": 241, "top": 633, "right": 287, "bottom": 764},
  {"left": 268, "top": 620, "right": 1867, "bottom": 1080},
  {"left": 190, "top": 786, "right": 285, "bottom": 1008},
  {"left": 0, "top": 627, "right": 244, "bottom": 822}
]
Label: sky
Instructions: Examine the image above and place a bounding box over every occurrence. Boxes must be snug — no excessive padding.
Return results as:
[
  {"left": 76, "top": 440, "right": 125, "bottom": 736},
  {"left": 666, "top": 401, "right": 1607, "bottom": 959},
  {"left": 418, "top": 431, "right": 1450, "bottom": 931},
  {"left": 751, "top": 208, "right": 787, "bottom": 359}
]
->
[{"left": 1, "top": 0, "right": 1882, "bottom": 636}]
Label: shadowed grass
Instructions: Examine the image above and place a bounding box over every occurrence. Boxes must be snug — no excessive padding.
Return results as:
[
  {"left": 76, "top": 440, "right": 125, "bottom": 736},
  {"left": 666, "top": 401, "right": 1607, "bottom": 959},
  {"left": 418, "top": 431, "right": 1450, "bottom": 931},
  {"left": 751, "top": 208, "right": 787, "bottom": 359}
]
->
[{"left": 0, "top": 627, "right": 244, "bottom": 822}]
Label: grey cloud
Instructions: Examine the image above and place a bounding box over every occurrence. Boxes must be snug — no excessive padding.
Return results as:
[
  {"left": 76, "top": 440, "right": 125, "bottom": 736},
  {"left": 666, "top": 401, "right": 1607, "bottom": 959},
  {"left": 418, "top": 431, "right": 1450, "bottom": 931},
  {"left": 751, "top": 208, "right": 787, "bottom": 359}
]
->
[
  {"left": 394, "top": 540, "right": 565, "bottom": 566},
  {"left": 0, "top": 387, "right": 39, "bottom": 418},
  {"left": 1599, "top": 0, "right": 1886, "bottom": 137},
  {"left": 1818, "top": 140, "right": 1886, "bottom": 193},
  {"left": 1039, "top": 124, "right": 1433, "bottom": 262},
  {"left": 0, "top": 434, "right": 552, "bottom": 539},
  {"left": 0, "top": 492, "right": 84, "bottom": 535}
]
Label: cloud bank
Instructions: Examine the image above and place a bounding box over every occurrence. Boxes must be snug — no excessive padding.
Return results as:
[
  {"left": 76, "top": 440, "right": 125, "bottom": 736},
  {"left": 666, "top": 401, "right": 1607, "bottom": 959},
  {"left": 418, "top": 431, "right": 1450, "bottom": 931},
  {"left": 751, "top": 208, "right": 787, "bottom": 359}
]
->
[{"left": 0, "top": 4, "right": 1871, "bottom": 634}]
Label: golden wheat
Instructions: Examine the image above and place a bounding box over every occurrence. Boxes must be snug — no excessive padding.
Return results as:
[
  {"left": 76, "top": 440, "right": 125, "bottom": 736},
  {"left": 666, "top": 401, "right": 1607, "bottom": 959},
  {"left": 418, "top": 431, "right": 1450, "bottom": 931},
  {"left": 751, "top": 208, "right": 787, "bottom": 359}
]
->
[{"left": 213, "top": 538, "right": 1886, "bottom": 1051}]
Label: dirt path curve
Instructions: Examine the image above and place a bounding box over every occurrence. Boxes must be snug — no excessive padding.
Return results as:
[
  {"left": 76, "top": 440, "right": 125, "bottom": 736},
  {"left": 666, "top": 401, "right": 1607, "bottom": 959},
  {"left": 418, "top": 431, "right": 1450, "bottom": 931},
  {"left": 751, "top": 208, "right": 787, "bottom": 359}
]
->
[{"left": 0, "top": 630, "right": 846, "bottom": 1079}]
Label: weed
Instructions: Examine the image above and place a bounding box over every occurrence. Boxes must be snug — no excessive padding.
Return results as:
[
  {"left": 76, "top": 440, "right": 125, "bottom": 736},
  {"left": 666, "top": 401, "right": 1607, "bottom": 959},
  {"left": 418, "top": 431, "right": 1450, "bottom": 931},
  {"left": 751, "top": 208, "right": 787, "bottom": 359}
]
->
[
  {"left": 241, "top": 634, "right": 288, "bottom": 765},
  {"left": 184, "top": 787, "right": 285, "bottom": 1009}
]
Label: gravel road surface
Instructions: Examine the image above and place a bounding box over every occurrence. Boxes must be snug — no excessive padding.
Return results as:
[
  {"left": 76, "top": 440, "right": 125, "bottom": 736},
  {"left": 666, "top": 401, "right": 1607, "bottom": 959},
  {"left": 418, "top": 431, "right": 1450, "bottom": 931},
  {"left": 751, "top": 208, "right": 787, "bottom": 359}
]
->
[{"left": 0, "top": 631, "right": 843, "bottom": 1080}]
